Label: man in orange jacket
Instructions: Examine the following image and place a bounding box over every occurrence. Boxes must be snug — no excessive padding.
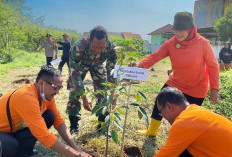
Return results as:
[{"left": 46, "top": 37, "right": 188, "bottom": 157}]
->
[
  {"left": 154, "top": 87, "right": 232, "bottom": 157},
  {"left": 0, "top": 65, "right": 91, "bottom": 157}
]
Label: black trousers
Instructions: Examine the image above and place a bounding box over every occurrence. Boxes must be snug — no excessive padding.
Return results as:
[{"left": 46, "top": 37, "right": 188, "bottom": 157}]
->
[
  {"left": 151, "top": 84, "right": 205, "bottom": 120},
  {"left": 58, "top": 57, "right": 69, "bottom": 72},
  {"left": 46, "top": 57, "right": 53, "bottom": 65},
  {"left": 0, "top": 110, "right": 54, "bottom": 157}
]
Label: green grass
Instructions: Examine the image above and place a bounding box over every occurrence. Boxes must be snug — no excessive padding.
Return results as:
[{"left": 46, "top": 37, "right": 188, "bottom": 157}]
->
[{"left": 0, "top": 49, "right": 45, "bottom": 77}]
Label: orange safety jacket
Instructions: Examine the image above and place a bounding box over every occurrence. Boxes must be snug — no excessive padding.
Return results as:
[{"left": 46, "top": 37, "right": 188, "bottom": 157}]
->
[
  {"left": 155, "top": 104, "right": 232, "bottom": 157},
  {"left": 0, "top": 83, "right": 64, "bottom": 147}
]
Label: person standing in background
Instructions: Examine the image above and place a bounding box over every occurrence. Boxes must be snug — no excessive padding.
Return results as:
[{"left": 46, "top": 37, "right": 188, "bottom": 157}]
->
[
  {"left": 219, "top": 41, "right": 232, "bottom": 71},
  {"left": 37, "top": 34, "right": 58, "bottom": 65},
  {"left": 57, "top": 34, "right": 71, "bottom": 72}
]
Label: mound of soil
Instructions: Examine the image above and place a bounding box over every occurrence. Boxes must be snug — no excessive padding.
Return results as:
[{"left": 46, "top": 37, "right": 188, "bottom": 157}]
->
[
  {"left": 124, "top": 145, "right": 143, "bottom": 157},
  {"left": 13, "top": 78, "right": 30, "bottom": 84}
]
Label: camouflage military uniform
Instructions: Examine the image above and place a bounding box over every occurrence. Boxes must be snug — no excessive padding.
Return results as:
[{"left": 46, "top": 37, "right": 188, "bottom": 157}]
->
[{"left": 67, "top": 38, "right": 117, "bottom": 120}]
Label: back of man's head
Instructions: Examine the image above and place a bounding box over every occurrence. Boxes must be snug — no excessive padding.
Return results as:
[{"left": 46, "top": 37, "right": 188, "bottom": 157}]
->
[
  {"left": 157, "top": 87, "right": 188, "bottom": 107},
  {"left": 36, "top": 65, "right": 61, "bottom": 83},
  {"left": 89, "top": 26, "right": 108, "bottom": 41}
]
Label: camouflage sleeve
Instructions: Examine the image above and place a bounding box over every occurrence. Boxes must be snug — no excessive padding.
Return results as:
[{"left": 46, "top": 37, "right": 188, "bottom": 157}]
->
[
  {"left": 69, "top": 42, "right": 85, "bottom": 97},
  {"left": 106, "top": 42, "right": 118, "bottom": 82}
]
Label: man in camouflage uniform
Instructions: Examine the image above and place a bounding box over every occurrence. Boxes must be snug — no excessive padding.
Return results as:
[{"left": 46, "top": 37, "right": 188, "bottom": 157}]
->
[{"left": 67, "top": 26, "right": 117, "bottom": 134}]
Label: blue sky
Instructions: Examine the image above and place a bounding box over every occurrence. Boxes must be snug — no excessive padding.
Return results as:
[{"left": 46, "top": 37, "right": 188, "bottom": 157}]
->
[{"left": 25, "top": 0, "right": 196, "bottom": 41}]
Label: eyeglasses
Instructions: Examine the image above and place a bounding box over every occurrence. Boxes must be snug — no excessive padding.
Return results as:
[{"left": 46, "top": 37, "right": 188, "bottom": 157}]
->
[
  {"left": 158, "top": 104, "right": 166, "bottom": 117},
  {"left": 44, "top": 80, "right": 63, "bottom": 91}
]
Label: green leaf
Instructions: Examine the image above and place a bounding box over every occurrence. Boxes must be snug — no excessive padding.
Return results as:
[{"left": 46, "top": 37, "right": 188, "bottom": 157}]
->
[
  {"left": 118, "top": 86, "right": 126, "bottom": 91},
  {"left": 138, "top": 107, "right": 149, "bottom": 128},
  {"left": 137, "top": 91, "right": 147, "bottom": 100},
  {"left": 98, "top": 126, "right": 108, "bottom": 137},
  {"left": 130, "top": 103, "right": 140, "bottom": 107},
  {"left": 101, "top": 82, "right": 114, "bottom": 87},
  {"left": 130, "top": 81, "right": 140, "bottom": 85},
  {"left": 92, "top": 105, "right": 103, "bottom": 114},
  {"left": 138, "top": 110, "right": 143, "bottom": 119},
  {"left": 102, "top": 106, "right": 108, "bottom": 115},
  {"left": 114, "top": 112, "right": 122, "bottom": 121},
  {"left": 117, "top": 108, "right": 124, "bottom": 114},
  {"left": 135, "top": 93, "right": 141, "bottom": 103},
  {"left": 91, "top": 103, "right": 107, "bottom": 114},
  {"left": 105, "top": 115, "right": 110, "bottom": 124},
  {"left": 108, "top": 95, "right": 113, "bottom": 104},
  {"left": 111, "top": 130, "right": 119, "bottom": 144},
  {"left": 112, "top": 114, "right": 116, "bottom": 121},
  {"left": 114, "top": 120, "right": 123, "bottom": 131}
]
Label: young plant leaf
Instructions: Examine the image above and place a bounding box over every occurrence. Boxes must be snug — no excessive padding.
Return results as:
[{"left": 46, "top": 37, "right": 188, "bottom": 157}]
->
[
  {"left": 117, "top": 108, "right": 124, "bottom": 114},
  {"left": 98, "top": 125, "right": 108, "bottom": 137},
  {"left": 102, "top": 106, "right": 108, "bottom": 115},
  {"left": 138, "top": 110, "right": 143, "bottom": 119},
  {"left": 111, "top": 130, "right": 119, "bottom": 144},
  {"left": 108, "top": 95, "right": 113, "bottom": 104},
  {"left": 114, "top": 120, "right": 123, "bottom": 131},
  {"left": 105, "top": 115, "right": 110, "bottom": 124},
  {"left": 130, "top": 103, "right": 140, "bottom": 107},
  {"left": 130, "top": 81, "right": 140, "bottom": 85},
  {"left": 135, "top": 93, "right": 141, "bottom": 103},
  {"left": 137, "top": 91, "right": 147, "bottom": 100},
  {"left": 91, "top": 103, "right": 107, "bottom": 114},
  {"left": 114, "top": 112, "right": 122, "bottom": 121},
  {"left": 138, "top": 107, "right": 149, "bottom": 128}
]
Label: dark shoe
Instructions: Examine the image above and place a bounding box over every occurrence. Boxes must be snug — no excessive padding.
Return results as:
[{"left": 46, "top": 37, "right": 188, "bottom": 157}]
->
[
  {"left": 20, "top": 149, "right": 38, "bottom": 157},
  {"left": 70, "top": 127, "right": 79, "bottom": 135},
  {"left": 69, "top": 115, "right": 80, "bottom": 135}
]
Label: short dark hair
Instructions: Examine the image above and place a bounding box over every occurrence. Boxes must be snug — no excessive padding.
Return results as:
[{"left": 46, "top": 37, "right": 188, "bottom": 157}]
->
[
  {"left": 63, "top": 34, "right": 68, "bottom": 37},
  {"left": 89, "top": 26, "right": 108, "bottom": 41},
  {"left": 36, "top": 65, "right": 61, "bottom": 83},
  {"left": 157, "top": 87, "right": 188, "bottom": 108},
  {"left": 46, "top": 33, "right": 52, "bottom": 37}
]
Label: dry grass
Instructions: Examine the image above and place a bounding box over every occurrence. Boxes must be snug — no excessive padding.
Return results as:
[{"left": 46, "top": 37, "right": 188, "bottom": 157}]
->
[{"left": 0, "top": 58, "right": 171, "bottom": 157}]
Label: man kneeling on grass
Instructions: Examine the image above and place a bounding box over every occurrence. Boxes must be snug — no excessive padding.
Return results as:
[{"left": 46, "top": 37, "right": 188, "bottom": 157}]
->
[
  {"left": 0, "top": 65, "right": 91, "bottom": 157},
  {"left": 154, "top": 87, "right": 232, "bottom": 157}
]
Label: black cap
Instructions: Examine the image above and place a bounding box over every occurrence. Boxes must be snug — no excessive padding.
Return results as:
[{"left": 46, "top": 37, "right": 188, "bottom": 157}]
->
[
  {"left": 173, "top": 12, "right": 194, "bottom": 30},
  {"left": 46, "top": 33, "right": 52, "bottom": 37}
]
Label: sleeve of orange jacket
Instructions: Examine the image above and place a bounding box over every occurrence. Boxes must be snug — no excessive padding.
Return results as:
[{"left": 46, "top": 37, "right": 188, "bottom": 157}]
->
[
  {"left": 154, "top": 118, "right": 209, "bottom": 157},
  {"left": 140, "top": 41, "right": 169, "bottom": 69},
  {"left": 14, "top": 96, "right": 57, "bottom": 148},
  {"left": 47, "top": 99, "right": 64, "bottom": 129},
  {"left": 203, "top": 41, "right": 219, "bottom": 91}
]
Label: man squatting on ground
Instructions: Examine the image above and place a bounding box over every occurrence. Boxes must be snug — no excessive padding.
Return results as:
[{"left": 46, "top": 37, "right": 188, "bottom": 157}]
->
[
  {"left": 67, "top": 26, "right": 117, "bottom": 134},
  {"left": 0, "top": 65, "right": 91, "bottom": 157},
  {"left": 154, "top": 87, "right": 232, "bottom": 157}
]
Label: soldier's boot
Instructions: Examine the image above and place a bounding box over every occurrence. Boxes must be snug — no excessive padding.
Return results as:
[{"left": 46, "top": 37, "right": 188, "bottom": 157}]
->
[
  {"left": 69, "top": 115, "right": 80, "bottom": 135},
  {"left": 136, "top": 118, "right": 161, "bottom": 136},
  {"left": 97, "top": 114, "right": 111, "bottom": 138}
]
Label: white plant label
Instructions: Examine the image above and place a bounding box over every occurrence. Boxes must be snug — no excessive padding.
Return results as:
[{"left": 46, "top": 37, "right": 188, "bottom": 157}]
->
[{"left": 114, "top": 65, "right": 148, "bottom": 81}]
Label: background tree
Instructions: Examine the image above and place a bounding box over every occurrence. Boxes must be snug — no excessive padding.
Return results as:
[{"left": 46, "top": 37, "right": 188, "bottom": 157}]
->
[{"left": 214, "top": 3, "right": 232, "bottom": 41}]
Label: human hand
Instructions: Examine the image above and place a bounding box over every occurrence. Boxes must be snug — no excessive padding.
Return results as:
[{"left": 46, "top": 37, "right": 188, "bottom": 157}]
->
[
  {"left": 128, "top": 61, "right": 142, "bottom": 68},
  {"left": 82, "top": 96, "right": 92, "bottom": 111},
  {"left": 210, "top": 89, "right": 219, "bottom": 105},
  {"left": 78, "top": 151, "right": 92, "bottom": 157}
]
